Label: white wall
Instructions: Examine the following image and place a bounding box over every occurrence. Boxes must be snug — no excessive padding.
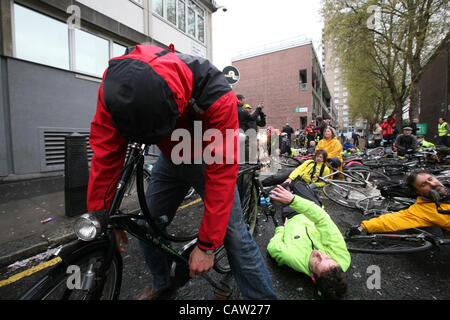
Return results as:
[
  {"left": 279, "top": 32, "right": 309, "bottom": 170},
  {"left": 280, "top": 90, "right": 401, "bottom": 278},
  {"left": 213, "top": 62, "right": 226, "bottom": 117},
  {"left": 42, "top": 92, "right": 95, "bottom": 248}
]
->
[{"left": 77, "top": 0, "right": 145, "bottom": 33}]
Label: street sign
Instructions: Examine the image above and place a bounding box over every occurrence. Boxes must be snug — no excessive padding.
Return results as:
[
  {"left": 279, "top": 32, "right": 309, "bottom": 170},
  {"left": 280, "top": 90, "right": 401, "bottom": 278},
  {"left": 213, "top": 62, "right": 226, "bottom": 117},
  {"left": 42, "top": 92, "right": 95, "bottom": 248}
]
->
[
  {"left": 222, "top": 66, "right": 240, "bottom": 85},
  {"left": 295, "top": 107, "right": 308, "bottom": 113},
  {"left": 416, "top": 123, "right": 427, "bottom": 135}
]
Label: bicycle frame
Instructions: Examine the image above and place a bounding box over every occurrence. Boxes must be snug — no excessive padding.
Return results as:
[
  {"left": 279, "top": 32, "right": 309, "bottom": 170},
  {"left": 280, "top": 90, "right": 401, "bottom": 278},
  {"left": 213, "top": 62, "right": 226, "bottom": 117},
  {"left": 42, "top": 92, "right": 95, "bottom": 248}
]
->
[{"left": 21, "top": 142, "right": 231, "bottom": 299}]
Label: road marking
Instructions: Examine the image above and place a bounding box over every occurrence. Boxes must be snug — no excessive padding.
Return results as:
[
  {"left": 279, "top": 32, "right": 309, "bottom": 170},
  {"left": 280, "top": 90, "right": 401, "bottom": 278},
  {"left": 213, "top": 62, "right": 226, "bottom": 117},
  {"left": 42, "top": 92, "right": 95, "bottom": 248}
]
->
[
  {"left": 177, "top": 197, "right": 202, "bottom": 211},
  {"left": 0, "top": 256, "right": 62, "bottom": 288}
]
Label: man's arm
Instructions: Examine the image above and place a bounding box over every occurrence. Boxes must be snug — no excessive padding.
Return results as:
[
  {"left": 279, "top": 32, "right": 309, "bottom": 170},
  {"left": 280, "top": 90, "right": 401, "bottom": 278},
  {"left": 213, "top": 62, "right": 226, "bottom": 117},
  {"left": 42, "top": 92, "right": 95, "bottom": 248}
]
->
[
  {"left": 361, "top": 203, "right": 434, "bottom": 233},
  {"left": 197, "top": 91, "right": 240, "bottom": 252},
  {"left": 87, "top": 83, "right": 128, "bottom": 211}
]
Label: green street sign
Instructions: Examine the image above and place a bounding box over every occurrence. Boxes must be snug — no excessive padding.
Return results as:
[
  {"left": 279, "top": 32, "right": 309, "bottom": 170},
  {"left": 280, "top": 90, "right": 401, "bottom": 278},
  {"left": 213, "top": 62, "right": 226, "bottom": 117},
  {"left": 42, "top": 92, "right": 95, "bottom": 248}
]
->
[{"left": 416, "top": 123, "right": 427, "bottom": 135}]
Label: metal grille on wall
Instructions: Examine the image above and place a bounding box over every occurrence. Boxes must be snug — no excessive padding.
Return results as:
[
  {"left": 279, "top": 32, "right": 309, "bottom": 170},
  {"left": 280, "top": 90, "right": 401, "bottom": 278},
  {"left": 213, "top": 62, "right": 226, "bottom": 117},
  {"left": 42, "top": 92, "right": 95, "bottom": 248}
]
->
[{"left": 39, "top": 128, "right": 92, "bottom": 172}]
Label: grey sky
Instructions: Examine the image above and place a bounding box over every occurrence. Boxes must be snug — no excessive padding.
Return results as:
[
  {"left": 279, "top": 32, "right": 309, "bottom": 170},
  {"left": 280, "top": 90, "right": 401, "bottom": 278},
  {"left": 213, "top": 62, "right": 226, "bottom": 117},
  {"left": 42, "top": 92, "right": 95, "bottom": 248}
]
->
[{"left": 211, "top": 0, "right": 324, "bottom": 71}]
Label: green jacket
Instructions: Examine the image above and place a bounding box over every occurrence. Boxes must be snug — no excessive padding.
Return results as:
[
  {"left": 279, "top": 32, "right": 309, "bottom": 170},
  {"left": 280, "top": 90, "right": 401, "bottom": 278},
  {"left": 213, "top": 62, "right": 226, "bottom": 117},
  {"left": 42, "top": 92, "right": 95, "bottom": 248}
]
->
[{"left": 267, "top": 196, "right": 351, "bottom": 276}]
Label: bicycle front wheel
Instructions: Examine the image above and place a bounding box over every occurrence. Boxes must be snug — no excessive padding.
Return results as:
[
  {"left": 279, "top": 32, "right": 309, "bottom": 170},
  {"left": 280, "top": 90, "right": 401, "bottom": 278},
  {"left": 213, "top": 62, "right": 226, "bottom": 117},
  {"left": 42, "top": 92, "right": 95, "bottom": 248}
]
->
[
  {"left": 322, "top": 183, "right": 368, "bottom": 208},
  {"left": 345, "top": 234, "right": 433, "bottom": 254},
  {"left": 21, "top": 247, "right": 122, "bottom": 300}
]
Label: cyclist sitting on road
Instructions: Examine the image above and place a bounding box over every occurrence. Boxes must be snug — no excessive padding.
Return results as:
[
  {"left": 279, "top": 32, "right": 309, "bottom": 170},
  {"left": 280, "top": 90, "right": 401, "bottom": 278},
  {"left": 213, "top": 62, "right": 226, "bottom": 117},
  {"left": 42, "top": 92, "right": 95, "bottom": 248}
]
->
[
  {"left": 87, "top": 44, "right": 277, "bottom": 300},
  {"left": 393, "top": 127, "right": 418, "bottom": 157},
  {"left": 346, "top": 169, "right": 450, "bottom": 237},
  {"left": 283, "top": 149, "right": 331, "bottom": 188},
  {"left": 267, "top": 185, "right": 350, "bottom": 299}
]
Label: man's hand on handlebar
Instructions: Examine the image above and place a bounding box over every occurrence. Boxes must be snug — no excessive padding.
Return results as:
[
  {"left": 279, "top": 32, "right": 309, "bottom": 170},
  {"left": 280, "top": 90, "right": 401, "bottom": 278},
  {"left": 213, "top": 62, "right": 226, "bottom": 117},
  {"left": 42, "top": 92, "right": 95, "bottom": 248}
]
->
[{"left": 189, "top": 246, "right": 214, "bottom": 278}]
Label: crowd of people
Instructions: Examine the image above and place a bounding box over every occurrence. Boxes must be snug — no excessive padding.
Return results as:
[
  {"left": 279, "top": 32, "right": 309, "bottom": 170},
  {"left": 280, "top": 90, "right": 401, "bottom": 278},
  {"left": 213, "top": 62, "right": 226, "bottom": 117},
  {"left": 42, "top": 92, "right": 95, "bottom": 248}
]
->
[{"left": 86, "top": 46, "right": 449, "bottom": 301}]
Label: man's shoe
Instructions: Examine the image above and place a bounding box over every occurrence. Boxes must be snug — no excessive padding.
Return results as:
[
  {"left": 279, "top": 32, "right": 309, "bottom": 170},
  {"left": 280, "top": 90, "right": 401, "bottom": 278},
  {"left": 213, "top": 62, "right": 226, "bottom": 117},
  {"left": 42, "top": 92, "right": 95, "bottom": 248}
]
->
[{"left": 135, "top": 284, "right": 177, "bottom": 300}]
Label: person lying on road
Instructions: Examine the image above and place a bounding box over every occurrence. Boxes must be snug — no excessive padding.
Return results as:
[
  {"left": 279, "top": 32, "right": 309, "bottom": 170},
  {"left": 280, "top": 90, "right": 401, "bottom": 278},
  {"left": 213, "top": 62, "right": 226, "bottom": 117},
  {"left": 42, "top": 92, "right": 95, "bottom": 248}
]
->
[{"left": 267, "top": 185, "right": 350, "bottom": 299}]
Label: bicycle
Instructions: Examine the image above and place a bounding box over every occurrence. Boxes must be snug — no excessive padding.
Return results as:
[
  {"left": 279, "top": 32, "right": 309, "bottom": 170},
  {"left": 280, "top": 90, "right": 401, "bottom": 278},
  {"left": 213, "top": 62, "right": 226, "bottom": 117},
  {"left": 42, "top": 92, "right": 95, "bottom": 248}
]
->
[
  {"left": 318, "top": 166, "right": 390, "bottom": 209},
  {"left": 20, "top": 143, "right": 234, "bottom": 300},
  {"left": 346, "top": 190, "right": 450, "bottom": 254},
  {"left": 119, "top": 151, "right": 196, "bottom": 215},
  {"left": 354, "top": 179, "right": 416, "bottom": 217}
]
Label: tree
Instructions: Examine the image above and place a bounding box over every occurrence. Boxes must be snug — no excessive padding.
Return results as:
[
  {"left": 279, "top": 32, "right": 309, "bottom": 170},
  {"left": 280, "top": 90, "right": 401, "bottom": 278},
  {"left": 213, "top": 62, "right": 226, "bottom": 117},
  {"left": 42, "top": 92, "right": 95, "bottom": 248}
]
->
[{"left": 322, "top": 0, "right": 449, "bottom": 124}]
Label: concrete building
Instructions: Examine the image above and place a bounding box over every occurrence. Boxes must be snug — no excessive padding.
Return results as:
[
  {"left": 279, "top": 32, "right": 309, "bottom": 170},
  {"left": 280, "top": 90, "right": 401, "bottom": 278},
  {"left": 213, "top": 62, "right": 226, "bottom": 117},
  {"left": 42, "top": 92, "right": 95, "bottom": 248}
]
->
[
  {"left": 0, "top": 0, "right": 220, "bottom": 180},
  {"left": 231, "top": 38, "right": 336, "bottom": 132}
]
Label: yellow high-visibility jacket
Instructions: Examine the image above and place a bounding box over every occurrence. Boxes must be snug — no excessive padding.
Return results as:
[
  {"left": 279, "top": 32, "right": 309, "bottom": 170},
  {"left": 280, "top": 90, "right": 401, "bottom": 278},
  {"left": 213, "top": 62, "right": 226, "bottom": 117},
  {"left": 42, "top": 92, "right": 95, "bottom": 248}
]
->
[
  {"left": 315, "top": 137, "right": 343, "bottom": 171},
  {"left": 361, "top": 197, "right": 450, "bottom": 233},
  {"left": 288, "top": 160, "right": 331, "bottom": 187}
]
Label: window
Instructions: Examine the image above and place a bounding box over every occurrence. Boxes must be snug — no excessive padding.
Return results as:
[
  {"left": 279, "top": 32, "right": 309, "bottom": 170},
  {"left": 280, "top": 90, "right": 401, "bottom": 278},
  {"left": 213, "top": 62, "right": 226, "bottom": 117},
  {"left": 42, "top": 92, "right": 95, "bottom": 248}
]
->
[
  {"left": 153, "top": 0, "right": 205, "bottom": 43},
  {"left": 187, "top": 7, "right": 196, "bottom": 37},
  {"left": 130, "top": 0, "right": 144, "bottom": 6},
  {"left": 178, "top": 0, "right": 186, "bottom": 31},
  {"left": 198, "top": 16, "right": 204, "bottom": 43},
  {"left": 14, "top": 4, "right": 70, "bottom": 70},
  {"left": 167, "top": 0, "right": 177, "bottom": 25},
  {"left": 113, "top": 43, "right": 127, "bottom": 58},
  {"left": 74, "top": 29, "right": 109, "bottom": 77},
  {"left": 153, "top": 0, "right": 163, "bottom": 16},
  {"left": 13, "top": 4, "right": 130, "bottom": 78}
]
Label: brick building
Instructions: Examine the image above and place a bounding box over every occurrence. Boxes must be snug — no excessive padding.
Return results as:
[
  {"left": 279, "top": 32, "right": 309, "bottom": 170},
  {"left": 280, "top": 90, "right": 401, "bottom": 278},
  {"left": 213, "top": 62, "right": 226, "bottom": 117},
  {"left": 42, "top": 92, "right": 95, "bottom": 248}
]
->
[{"left": 231, "top": 39, "right": 336, "bottom": 132}]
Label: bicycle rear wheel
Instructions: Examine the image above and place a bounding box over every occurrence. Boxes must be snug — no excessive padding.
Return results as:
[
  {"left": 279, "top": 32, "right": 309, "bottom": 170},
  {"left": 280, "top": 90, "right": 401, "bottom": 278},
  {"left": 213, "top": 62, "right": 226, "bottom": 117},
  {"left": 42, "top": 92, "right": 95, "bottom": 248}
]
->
[
  {"left": 322, "top": 183, "right": 368, "bottom": 208},
  {"left": 345, "top": 234, "right": 433, "bottom": 254}
]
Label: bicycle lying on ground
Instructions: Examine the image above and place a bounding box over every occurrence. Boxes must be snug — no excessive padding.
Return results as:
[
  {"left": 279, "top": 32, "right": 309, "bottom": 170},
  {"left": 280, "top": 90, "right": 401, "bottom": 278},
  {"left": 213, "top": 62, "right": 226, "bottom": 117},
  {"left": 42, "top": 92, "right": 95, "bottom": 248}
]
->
[
  {"left": 345, "top": 190, "right": 450, "bottom": 254},
  {"left": 345, "top": 227, "right": 450, "bottom": 254},
  {"left": 20, "top": 143, "right": 233, "bottom": 300},
  {"left": 317, "top": 166, "right": 391, "bottom": 209}
]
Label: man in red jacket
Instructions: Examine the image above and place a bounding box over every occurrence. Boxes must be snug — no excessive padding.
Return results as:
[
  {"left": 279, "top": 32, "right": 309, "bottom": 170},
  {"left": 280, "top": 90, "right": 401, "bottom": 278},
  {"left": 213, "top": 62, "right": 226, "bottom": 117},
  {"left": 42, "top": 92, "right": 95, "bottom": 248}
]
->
[
  {"left": 87, "top": 45, "right": 277, "bottom": 300},
  {"left": 381, "top": 115, "right": 396, "bottom": 146}
]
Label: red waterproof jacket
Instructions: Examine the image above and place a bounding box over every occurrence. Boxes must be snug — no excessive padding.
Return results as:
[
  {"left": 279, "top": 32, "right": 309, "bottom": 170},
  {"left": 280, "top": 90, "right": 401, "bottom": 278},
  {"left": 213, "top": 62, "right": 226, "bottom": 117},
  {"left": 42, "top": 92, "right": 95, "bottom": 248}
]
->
[
  {"left": 87, "top": 45, "right": 239, "bottom": 251},
  {"left": 381, "top": 116, "right": 397, "bottom": 136}
]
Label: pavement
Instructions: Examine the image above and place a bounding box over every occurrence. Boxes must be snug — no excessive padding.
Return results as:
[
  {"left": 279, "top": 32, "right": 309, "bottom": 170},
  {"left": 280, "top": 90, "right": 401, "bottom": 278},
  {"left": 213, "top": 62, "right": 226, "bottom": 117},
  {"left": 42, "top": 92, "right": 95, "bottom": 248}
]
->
[{"left": 0, "top": 175, "right": 79, "bottom": 268}]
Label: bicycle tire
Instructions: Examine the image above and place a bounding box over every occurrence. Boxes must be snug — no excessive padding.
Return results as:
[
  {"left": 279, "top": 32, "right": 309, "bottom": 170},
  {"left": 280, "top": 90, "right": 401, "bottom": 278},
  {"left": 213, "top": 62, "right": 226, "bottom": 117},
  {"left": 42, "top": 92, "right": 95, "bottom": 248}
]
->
[
  {"left": 241, "top": 181, "right": 259, "bottom": 235},
  {"left": 322, "top": 183, "right": 368, "bottom": 208},
  {"left": 21, "top": 244, "right": 122, "bottom": 300},
  {"left": 345, "top": 234, "right": 433, "bottom": 254},
  {"left": 355, "top": 196, "right": 413, "bottom": 216},
  {"left": 120, "top": 167, "right": 151, "bottom": 214}
]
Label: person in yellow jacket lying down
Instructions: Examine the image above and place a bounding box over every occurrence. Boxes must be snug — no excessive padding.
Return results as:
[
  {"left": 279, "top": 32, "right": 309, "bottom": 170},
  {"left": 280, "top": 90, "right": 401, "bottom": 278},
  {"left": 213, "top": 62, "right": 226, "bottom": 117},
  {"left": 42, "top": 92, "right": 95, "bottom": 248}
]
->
[
  {"left": 346, "top": 169, "right": 450, "bottom": 236},
  {"left": 283, "top": 149, "right": 331, "bottom": 188}
]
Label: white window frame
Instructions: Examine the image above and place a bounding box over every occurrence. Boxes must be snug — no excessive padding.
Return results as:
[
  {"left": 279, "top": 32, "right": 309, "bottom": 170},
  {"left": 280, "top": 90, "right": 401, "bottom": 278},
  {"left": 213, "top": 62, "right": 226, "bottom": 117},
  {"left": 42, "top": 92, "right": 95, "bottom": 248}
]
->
[
  {"left": 12, "top": 3, "right": 130, "bottom": 79},
  {"left": 153, "top": 0, "right": 206, "bottom": 44}
]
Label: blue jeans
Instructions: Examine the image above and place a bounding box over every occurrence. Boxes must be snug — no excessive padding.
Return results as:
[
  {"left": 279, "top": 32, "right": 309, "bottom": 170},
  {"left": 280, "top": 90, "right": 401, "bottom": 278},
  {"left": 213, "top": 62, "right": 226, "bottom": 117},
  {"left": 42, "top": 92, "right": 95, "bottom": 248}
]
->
[{"left": 138, "top": 154, "right": 277, "bottom": 300}]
